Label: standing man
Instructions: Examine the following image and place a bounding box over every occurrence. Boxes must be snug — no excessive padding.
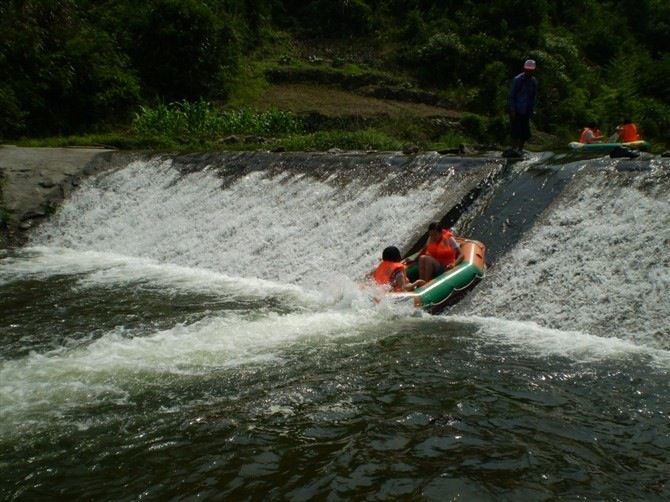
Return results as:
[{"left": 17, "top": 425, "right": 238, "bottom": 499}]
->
[{"left": 507, "top": 59, "right": 538, "bottom": 156}]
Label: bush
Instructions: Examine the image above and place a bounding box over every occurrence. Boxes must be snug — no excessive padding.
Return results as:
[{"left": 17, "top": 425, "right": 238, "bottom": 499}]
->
[
  {"left": 0, "top": 85, "right": 25, "bottom": 138},
  {"left": 133, "top": 100, "right": 304, "bottom": 144},
  {"left": 460, "top": 113, "right": 487, "bottom": 141},
  {"left": 639, "top": 54, "right": 670, "bottom": 102},
  {"left": 220, "top": 108, "right": 304, "bottom": 135},
  {"left": 64, "top": 28, "right": 140, "bottom": 129},
  {"left": 277, "top": 129, "right": 402, "bottom": 151},
  {"left": 432, "top": 131, "right": 469, "bottom": 150},
  {"left": 576, "top": 7, "right": 631, "bottom": 66},
  {"left": 298, "top": 0, "right": 373, "bottom": 37},
  {"left": 472, "top": 61, "right": 508, "bottom": 114},
  {"left": 379, "top": 115, "right": 429, "bottom": 145},
  {"left": 130, "top": 0, "right": 240, "bottom": 101},
  {"left": 636, "top": 98, "right": 670, "bottom": 141},
  {"left": 415, "top": 32, "right": 467, "bottom": 86},
  {"left": 0, "top": 0, "right": 78, "bottom": 136},
  {"left": 486, "top": 115, "right": 509, "bottom": 144},
  {"left": 391, "top": 9, "right": 428, "bottom": 45}
]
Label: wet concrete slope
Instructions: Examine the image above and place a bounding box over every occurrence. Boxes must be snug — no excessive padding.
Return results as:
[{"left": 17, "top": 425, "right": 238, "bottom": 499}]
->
[{"left": 0, "top": 146, "right": 129, "bottom": 246}]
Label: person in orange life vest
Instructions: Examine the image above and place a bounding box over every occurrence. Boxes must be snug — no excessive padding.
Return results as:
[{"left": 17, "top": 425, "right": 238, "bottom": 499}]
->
[
  {"left": 373, "top": 246, "right": 425, "bottom": 292},
  {"left": 418, "top": 222, "right": 463, "bottom": 282},
  {"left": 616, "top": 118, "right": 641, "bottom": 143},
  {"left": 579, "top": 122, "right": 603, "bottom": 144}
]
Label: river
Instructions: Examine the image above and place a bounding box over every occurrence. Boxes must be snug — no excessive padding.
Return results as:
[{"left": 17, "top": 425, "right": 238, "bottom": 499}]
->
[{"left": 1, "top": 152, "right": 669, "bottom": 500}]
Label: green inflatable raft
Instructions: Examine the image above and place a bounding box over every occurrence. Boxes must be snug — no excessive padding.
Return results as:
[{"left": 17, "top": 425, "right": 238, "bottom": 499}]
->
[
  {"left": 392, "top": 239, "right": 486, "bottom": 314},
  {"left": 568, "top": 140, "right": 650, "bottom": 152}
]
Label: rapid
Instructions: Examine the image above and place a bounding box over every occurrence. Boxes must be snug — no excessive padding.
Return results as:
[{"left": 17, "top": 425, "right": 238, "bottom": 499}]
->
[{"left": 1, "top": 151, "right": 669, "bottom": 500}]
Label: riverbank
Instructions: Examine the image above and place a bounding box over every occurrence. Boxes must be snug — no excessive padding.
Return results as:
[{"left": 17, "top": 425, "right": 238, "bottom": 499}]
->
[{"left": 11, "top": 97, "right": 557, "bottom": 154}]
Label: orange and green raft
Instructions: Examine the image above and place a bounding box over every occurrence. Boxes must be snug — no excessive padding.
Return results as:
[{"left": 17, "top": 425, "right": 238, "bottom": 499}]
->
[{"left": 394, "top": 238, "right": 486, "bottom": 313}]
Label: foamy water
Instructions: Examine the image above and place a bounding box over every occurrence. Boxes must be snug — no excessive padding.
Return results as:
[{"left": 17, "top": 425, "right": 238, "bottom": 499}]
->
[
  {"left": 31, "top": 158, "right": 466, "bottom": 289},
  {"left": 0, "top": 307, "right": 387, "bottom": 429},
  {"left": 460, "top": 168, "right": 670, "bottom": 349},
  {"left": 3, "top": 153, "right": 670, "bottom": 500},
  {"left": 0, "top": 246, "right": 314, "bottom": 301},
  {"left": 451, "top": 315, "right": 670, "bottom": 369}
]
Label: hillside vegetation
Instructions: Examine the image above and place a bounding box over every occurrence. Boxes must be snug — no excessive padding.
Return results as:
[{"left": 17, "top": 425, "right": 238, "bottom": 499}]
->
[{"left": 1, "top": 0, "right": 669, "bottom": 151}]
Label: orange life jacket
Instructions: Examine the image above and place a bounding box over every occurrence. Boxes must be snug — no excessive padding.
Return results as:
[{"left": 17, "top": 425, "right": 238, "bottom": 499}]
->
[
  {"left": 373, "top": 261, "right": 406, "bottom": 292},
  {"left": 426, "top": 229, "right": 458, "bottom": 267},
  {"left": 579, "top": 128, "right": 596, "bottom": 143},
  {"left": 620, "top": 123, "right": 640, "bottom": 142}
]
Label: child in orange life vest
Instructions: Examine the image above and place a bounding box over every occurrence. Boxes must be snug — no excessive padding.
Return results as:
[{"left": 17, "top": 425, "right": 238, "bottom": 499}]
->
[
  {"left": 579, "top": 122, "right": 603, "bottom": 144},
  {"left": 616, "top": 118, "right": 641, "bottom": 143},
  {"left": 418, "top": 222, "right": 463, "bottom": 282},
  {"left": 373, "top": 246, "right": 425, "bottom": 292}
]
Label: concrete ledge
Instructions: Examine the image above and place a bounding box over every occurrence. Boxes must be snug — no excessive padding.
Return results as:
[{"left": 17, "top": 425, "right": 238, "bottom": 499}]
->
[{"left": 0, "top": 146, "right": 140, "bottom": 247}]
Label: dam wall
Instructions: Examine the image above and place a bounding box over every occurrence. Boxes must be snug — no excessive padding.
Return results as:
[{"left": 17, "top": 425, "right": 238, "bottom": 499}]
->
[
  {"left": 0, "top": 147, "right": 502, "bottom": 249},
  {"left": 0, "top": 146, "right": 137, "bottom": 247}
]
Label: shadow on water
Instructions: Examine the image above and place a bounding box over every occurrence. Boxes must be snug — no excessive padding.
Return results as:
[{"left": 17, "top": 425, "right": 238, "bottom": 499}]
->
[
  {"left": 460, "top": 160, "right": 580, "bottom": 265},
  {"left": 405, "top": 150, "right": 666, "bottom": 278},
  {"left": 404, "top": 155, "right": 581, "bottom": 266}
]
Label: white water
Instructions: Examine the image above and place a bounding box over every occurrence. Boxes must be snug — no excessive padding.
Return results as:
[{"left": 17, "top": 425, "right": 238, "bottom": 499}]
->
[
  {"left": 0, "top": 308, "right": 386, "bottom": 428},
  {"left": 17, "top": 158, "right": 670, "bottom": 356},
  {"left": 461, "top": 169, "right": 670, "bottom": 350},
  {"left": 0, "top": 246, "right": 315, "bottom": 302},
  {"left": 30, "top": 158, "right": 461, "bottom": 290},
  {"left": 451, "top": 315, "right": 670, "bottom": 369},
  {"left": 4, "top": 156, "right": 670, "bottom": 435}
]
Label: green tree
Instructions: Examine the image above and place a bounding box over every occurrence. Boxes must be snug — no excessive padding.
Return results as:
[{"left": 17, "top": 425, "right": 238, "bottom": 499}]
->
[
  {"left": 64, "top": 28, "right": 140, "bottom": 128},
  {"left": 296, "top": 0, "right": 373, "bottom": 37},
  {"left": 414, "top": 31, "right": 467, "bottom": 86},
  {"left": 473, "top": 62, "right": 508, "bottom": 115},
  {"left": 130, "top": 0, "right": 240, "bottom": 101},
  {"left": 0, "top": 0, "right": 80, "bottom": 135}
]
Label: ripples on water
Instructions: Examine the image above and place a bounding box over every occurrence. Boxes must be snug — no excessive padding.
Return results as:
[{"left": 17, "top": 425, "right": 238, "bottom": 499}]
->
[
  {"left": 2, "top": 156, "right": 670, "bottom": 499},
  {"left": 1, "top": 249, "right": 668, "bottom": 500}
]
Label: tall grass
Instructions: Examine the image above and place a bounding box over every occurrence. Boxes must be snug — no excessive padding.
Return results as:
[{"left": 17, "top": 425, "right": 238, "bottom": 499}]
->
[
  {"left": 276, "top": 129, "right": 403, "bottom": 151},
  {"left": 133, "top": 100, "right": 303, "bottom": 144}
]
